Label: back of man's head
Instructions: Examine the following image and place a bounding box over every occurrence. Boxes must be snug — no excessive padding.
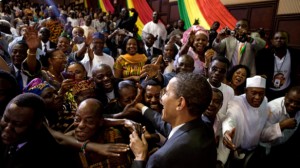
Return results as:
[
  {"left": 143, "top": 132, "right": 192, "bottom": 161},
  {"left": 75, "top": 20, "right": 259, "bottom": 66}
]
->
[{"left": 174, "top": 73, "right": 212, "bottom": 116}]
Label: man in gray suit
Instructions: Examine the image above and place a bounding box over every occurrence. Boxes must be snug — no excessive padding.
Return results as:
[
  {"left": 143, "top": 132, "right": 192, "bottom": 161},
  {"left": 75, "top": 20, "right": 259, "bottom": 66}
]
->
[
  {"left": 129, "top": 73, "right": 217, "bottom": 168},
  {"left": 212, "top": 19, "right": 266, "bottom": 76}
]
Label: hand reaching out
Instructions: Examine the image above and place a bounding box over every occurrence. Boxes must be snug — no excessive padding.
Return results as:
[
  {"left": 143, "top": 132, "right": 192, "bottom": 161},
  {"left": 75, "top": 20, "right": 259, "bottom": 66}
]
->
[
  {"left": 223, "top": 128, "right": 236, "bottom": 151},
  {"left": 141, "top": 55, "right": 163, "bottom": 80},
  {"left": 129, "top": 131, "right": 148, "bottom": 160},
  {"left": 88, "top": 142, "right": 130, "bottom": 156}
]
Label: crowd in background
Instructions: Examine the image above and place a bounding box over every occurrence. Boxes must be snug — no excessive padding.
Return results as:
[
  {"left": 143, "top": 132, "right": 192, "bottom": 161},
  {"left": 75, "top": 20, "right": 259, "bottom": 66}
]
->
[{"left": 0, "top": 0, "right": 300, "bottom": 168}]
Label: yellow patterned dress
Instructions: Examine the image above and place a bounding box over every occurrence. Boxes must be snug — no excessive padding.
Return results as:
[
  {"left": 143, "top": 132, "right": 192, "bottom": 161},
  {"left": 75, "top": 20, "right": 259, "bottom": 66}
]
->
[{"left": 114, "top": 53, "right": 147, "bottom": 78}]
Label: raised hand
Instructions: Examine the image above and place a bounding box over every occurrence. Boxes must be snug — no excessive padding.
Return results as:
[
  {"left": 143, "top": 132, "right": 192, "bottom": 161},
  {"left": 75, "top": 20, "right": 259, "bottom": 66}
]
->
[
  {"left": 59, "top": 79, "right": 76, "bottom": 95},
  {"left": 204, "top": 49, "right": 215, "bottom": 67},
  {"left": 140, "top": 55, "right": 163, "bottom": 80},
  {"left": 188, "top": 30, "right": 196, "bottom": 45},
  {"left": 24, "top": 25, "right": 40, "bottom": 50},
  {"left": 223, "top": 128, "right": 236, "bottom": 150},
  {"left": 85, "top": 32, "right": 93, "bottom": 46}
]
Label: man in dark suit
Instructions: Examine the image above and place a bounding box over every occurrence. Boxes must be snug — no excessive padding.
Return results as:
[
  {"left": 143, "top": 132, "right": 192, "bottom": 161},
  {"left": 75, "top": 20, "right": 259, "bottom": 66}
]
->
[
  {"left": 116, "top": 8, "right": 138, "bottom": 33},
  {"left": 143, "top": 33, "right": 163, "bottom": 64},
  {"left": 0, "top": 93, "right": 77, "bottom": 168},
  {"left": 38, "top": 27, "right": 57, "bottom": 55},
  {"left": 130, "top": 73, "right": 217, "bottom": 168},
  {"left": 9, "top": 28, "right": 42, "bottom": 90},
  {"left": 256, "top": 31, "right": 300, "bottom": 101}
]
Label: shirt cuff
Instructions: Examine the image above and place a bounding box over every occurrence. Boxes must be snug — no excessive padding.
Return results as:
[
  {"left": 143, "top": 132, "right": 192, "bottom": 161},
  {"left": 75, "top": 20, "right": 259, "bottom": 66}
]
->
[{"left": 141, "top": 106, "right": 149, "bottom": 115}]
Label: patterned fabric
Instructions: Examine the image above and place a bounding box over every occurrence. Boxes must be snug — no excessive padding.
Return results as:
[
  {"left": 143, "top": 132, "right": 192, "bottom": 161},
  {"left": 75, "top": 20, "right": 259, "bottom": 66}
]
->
[
  {"left": 45, "top": 19, "right": 64, "bottom": 43},
  {"left": 114, "top": 53, "right": 147, "bottom": 78},
  {"left": 52, "top": 104, "right": 75, "bottom": 133},
  {"left": 23, "top": 78, "right": 51, "bottom": 95},
  {"left": 72, "top": 80, "right": 95, "bottom": 95},
  {"left": 79, "top": 127, "right": 133, "bottom": 168}
]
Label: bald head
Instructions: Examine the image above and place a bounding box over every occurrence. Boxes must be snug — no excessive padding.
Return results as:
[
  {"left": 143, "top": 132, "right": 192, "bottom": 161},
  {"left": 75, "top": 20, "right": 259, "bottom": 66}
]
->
[{"left": 77, "top": 98, "right": 104, "bottom": 119}]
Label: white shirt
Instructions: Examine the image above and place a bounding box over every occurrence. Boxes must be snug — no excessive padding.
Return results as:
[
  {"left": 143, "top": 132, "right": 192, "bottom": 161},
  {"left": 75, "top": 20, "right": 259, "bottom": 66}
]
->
[
  {"left": 81, "top": 52, "right": 114, "bottom": 77},
  {"left": 223, "top": 94, "right": 269, "bottom": 150},
  {"left": 142, "top": 21, "right": 167, "bottom": 49},
  {"left": 208, "top": 81, "right": 235, "bottom": 121},
  {"left": 261, "top": 97, "right": 300, "bottom": 145},
  {"left": 270, "top": 49, "right": 291, "bottom": 91}
]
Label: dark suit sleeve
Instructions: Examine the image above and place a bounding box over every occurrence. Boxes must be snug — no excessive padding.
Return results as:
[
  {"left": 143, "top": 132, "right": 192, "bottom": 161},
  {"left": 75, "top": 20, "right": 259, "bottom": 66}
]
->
[
  {"left": 131, "top": 160, "right": 146, "bottom": 168},
  {"left": 144, "top": 108, "right": 171, "bottom": 137}
]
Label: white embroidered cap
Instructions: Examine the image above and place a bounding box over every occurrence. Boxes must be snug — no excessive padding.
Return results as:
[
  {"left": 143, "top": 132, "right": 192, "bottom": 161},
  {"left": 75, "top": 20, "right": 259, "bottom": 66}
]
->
[{"left": 246, "top": 75, "right": 266, "bottom": 88}]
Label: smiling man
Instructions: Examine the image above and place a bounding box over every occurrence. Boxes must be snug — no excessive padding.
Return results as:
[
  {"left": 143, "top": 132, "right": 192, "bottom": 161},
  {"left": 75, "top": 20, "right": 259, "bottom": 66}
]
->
[
  {"left": 217, "top": 75, "right": 269, "bottom": 168},
  {"left": 259, "top": 86, "right": 300, "bottom": 167},
  {"left": 0, "top": 93, "right": 75, "bottom": 167},
  {"left": 207, "top": 56, "right": 234, "bottom": 122},
  {"left": 256, "top": 31, "right": 300, "bottom": 101},
  {"left": 130, "top": 73, "right": 216, "bottom": 168},
  {"left": 68, "top": 98, "right": 132, "bottom": 167}
]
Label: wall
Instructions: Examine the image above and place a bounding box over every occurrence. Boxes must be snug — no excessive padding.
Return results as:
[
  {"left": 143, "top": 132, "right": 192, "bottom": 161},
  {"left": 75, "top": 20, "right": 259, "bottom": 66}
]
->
[
  {"left": 225, "top": 0, "right": 300, "bottom": 48},
  {"left": 146, "top": 0, "right": 300, "bottom": 48}
]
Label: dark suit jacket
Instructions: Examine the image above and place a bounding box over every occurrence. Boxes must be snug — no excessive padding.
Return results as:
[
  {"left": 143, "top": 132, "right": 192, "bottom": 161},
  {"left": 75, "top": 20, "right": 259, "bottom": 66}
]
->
[
  {"left": 49, "top": 41, "right": 57, "bottom": 49},
  {"left": 143, "top": 47, "right": 163, "bottom": 64},
  {"left": 256, "top": 47, "right": 300, "bottom": 100},
  {"left": 9, "top": 60, "right": 42, "bottom": 89},
  {"left": 0, "top": 126, "right": 78, "bottom": 168},
  {"left": 132, "top": 108, "right": 217, "bottom": 168},
  {"left": 116, "top": 10, "right": 138, "bottom": 32}
]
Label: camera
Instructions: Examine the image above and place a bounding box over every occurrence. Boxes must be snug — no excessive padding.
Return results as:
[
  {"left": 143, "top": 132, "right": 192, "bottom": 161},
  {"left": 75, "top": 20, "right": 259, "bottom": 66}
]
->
[{"left": 73, "top": 36, "right": 85, "bottom": 44}]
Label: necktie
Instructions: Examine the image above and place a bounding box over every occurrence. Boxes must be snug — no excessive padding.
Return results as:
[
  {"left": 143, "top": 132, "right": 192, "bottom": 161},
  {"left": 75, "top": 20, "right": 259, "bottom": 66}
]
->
[
  {"left": 16, "top": 70, "right": 23, "bottom": 91},
  {"left": 44, "top": 43, "right": 47, "bottom": 53},
  {"left": 238, "top": 43, "right": 246, "bottom": 63},
  {"left": 147, "top": 48, "right": 152, "bottom": 57}
]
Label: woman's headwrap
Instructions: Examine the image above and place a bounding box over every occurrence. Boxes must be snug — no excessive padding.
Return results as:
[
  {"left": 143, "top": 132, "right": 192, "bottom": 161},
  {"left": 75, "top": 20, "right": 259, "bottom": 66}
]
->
[
  {"left": 23, "top": 78, "right": 51, "bottom": 96},
  {"left": 181, "top": 25, "right": 209, "bottom": 45}
]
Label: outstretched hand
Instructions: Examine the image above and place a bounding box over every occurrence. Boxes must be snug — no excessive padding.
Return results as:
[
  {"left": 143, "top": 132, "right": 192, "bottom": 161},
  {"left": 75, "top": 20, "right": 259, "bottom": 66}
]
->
[
  {"left": 140, "top": 55, "right": 163, "bottom": 80},
  {"left": 223, "top": 128, "right": 236, "bottom": 151},
  {"left": 88, "top": 142, "right": 130, "bottom": 156}
]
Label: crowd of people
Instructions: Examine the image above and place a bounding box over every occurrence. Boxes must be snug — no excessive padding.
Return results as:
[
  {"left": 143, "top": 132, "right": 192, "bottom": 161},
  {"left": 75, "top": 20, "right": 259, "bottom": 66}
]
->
[{"left": 0, "top": 1, "right": 300, "bottom": 168}]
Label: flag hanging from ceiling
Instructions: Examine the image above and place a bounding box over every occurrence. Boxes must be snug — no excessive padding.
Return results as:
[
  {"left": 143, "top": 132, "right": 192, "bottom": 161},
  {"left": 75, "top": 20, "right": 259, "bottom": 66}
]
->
[
  {"left": 87, "top": 0, "right": 237, "bottom": 36},
  {"left": 178, "top": 0, "right": 237, "bottom": 31}
]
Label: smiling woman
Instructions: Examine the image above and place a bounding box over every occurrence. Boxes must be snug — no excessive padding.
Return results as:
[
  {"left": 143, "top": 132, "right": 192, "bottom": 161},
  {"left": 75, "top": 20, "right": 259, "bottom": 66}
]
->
[
  {"left": 226, "top": 64, "right": 251, "bottom": 95},
  {"left": 113, "top": 37, "right": 147, "bottom": 81}
]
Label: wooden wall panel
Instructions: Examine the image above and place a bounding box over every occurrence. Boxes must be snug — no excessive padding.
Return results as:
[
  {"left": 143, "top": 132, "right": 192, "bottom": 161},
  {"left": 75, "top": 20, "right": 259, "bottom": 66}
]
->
[
  {"left": 250, "top": 7, "right": 274, "bottom": 30},
  {"left": 228, "top": 9, "right": 249, "bottom": 21},
  {"left": 161, "top": 0, "right": 169, "bottom": 13},
  {"left": 226, "top": 1, "right": 277, "bottom": 31},
  {"left": 151, "top": 0, "right": 160, "bottom": 12},
  {"left": 275, "top": 15, "right": 300, "bottom": 48},
  {"left": 169, "top": 3, "right": 179, "bottom": 24}
]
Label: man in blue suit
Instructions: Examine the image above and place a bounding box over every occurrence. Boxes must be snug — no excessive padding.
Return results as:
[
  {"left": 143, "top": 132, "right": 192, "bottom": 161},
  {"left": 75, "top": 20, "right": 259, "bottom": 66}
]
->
[{"left": 130, "top": 73, "right": 217, "bottom": 168}]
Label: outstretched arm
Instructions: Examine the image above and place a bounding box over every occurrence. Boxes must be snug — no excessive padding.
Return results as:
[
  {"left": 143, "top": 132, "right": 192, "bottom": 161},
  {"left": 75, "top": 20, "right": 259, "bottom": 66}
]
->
[{"left": 46, "top": 124, "right": 130, "bottom": 156}]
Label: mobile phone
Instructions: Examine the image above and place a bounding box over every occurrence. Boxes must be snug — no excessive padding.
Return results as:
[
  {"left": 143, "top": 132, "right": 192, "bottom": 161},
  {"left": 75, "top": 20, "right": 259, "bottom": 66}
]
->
[
  {"left": 135, "top": 123, "right": 143, "bottom": 138},
  {"left": 61, "top": 71, "right": 75, "bottom": 80}
]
